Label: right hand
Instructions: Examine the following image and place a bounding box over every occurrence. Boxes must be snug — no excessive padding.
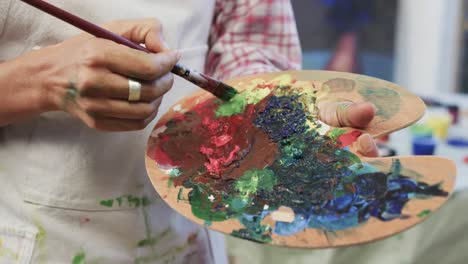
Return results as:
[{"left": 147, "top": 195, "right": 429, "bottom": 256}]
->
[{"left": 6, "top": 18, "right": 179, "bottom": 131}]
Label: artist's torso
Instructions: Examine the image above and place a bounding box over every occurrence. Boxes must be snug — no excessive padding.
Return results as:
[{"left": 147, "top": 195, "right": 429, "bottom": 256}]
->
[{"left": 0, "top": 1, "right": 227, "bottom": 263}]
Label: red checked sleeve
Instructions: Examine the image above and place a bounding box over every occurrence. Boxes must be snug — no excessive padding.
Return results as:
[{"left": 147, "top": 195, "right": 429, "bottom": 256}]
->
[{"left": 205, "top": 0, "right": 302, "bottom": 80}]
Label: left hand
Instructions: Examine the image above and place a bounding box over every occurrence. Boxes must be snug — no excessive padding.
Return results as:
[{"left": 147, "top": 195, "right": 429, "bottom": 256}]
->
[{"left": 317, "top": 100, "right": 379, "bottom": 157}]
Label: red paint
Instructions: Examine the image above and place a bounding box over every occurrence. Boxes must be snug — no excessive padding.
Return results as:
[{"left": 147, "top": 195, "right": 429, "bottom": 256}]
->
[
  {"left": 377, "top": 134, "right": 390, "bottom": 143},
  {"left": 211, "top": 135, "right": 233, "bottom": 147},
  {"left": 153, "top": 96, "right": 276, "bottom": 187},
  {"left": 257, "top": 83, "right": 275, "bottom": 89},
  {"left": 152, "top": 139, "right": 175, "bottom": 167},
  {"left": 154, "top": 99, "right": 256, "bottom": 178},
  {"left": 197, "top": 105, "right": 256, "bottom": 175},
  {"left": 80, "top": 217, "right": 90, "bottom": 224},
  {"left": 464, "top": 156, "right": 468, "bottom": 164},
  {"left": 338, "top": 130, "right": 362, "bottom": 147}
]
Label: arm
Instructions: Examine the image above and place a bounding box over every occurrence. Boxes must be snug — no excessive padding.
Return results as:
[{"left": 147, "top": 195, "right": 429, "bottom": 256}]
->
[
  {"left": 0, "top": 57, "right": 50, "bottom": 126},
  {"left": 205, "top": 0, "right": 302, "bottom": 80}
]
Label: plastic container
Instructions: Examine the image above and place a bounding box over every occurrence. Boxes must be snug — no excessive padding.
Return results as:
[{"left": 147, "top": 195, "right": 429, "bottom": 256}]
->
[{"left": 412, "top": 136, "right": 436, "bottom": 155}]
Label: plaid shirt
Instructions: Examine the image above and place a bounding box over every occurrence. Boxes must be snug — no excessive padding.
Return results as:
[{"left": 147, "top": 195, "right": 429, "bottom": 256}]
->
[{"left": 205, "top": 0, "right": 302, "bottom": 80}]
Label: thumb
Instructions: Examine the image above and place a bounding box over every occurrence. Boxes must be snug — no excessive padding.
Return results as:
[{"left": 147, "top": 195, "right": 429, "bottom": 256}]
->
[{"left": 318, "top": 100, "right": 375, "bottom": 128}]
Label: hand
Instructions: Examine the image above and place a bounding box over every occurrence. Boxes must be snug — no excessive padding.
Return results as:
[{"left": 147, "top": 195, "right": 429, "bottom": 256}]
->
[
  {"left": 318, "top": 99, "right": 379, "bottom": 157},
  {"left": 0, "top": 18, "right": 179, "bottom": 131}
]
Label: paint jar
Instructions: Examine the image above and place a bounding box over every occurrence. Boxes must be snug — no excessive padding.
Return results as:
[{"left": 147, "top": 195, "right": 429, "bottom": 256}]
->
[
  {"left": 447, "top": 138, "right": 468, "bottom": 148},
  {"left": 409, "top": 124, "right": 433, "bottom": 138},
  {"left": 426, "top": 115, "right": 451, "bottom": 139},
  {"left": 412, "top": 136, "right": 436, "bottom": 155},
  {"left": 447, "top": 105, "right": 459, "bottom": 124}
]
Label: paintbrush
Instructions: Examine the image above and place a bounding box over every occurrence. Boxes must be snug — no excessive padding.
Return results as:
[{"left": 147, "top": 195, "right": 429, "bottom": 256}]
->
[{"left": 19, "top": 0, "right": 238, "bottom": 101}]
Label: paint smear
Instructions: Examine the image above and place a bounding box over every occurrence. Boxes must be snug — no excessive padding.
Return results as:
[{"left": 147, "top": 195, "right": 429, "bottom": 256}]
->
[
  {"left": 0, "top": 238, "right": 19, "bottom": 260},
  {"left": 150, "top": 75, "right": 448, "bottom": 243},
  {"left": 417, "top": 210, "right": 431, "bottom": 218},
  {"left": 359, "top": 87, "right": 400, "bottom": 119},
  {"left": 322, "top": 78, "right": 356, "bottom": 93},
  {"left": 72, "top": 250, "right": 86, "bottom": 264}
]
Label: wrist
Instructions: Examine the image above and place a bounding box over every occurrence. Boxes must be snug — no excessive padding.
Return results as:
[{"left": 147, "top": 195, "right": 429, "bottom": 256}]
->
[
  {"left": 18, "top": 48, "right": 64, "bottom": 113},
  {"left": 0, "top": 50, "right": 58, "bottom": 125}
]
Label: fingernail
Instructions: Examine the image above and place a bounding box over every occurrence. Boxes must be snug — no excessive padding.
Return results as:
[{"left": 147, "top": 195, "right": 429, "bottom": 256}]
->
[
  {"left": 371, "top": 103, "right": 377, "bottom": 113},
  {"left": 358, "top": 133, "right": 375, "bottom": 153}
]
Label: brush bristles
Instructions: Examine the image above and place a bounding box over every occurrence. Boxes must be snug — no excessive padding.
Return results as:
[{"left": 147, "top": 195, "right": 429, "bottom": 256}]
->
[{"left": 215, "top": 83, "right": 239, "bottom": 101}]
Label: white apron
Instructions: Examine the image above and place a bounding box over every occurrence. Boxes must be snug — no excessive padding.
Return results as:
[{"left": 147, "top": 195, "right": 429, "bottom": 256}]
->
[{"left": 0, "top": 1, "right": 228, "bottom": 263}]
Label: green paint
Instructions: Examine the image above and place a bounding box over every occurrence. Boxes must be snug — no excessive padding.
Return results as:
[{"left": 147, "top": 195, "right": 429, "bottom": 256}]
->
[
  {"left": 230, "top": 198, "right": 248, "bottom": 211},
  {"left": 142, "top": 196, "right": 151, "bottom": 207},
  {"left": 170, "top": 168, "right": 181, "bottom": 177},
  {"left": 134, "top": 232, "right": 198, "bottom": 264},
  {"left": 116, "top": 196, "right": 123, "bottom": 206},
  {"left": 358, "top": 87, "right": 400, "bottom": 119},
  {"left": 231, "top": 217, "right": 272, "bottom": 243},
  {"left": 177, "top": 188, "right": 186, "bottom": 202},
  {"left": 71, "top": 250, "right": 86, "bottom": 264},
  {"left": 137, "top": 238, "right": 155, "bottom": 247},
  {"left": 389, "top": 159, "right": 402, "bottom": 179},
  {"left": 127, "top": 195, "right": 141, "bottom": 207},
  {"left": 410, "top": 124, "right": 433, "bottom": 137},
  {"left": 417, "top": 209, "right": 431, "bottom": 218},
  {"left": 100, "top": 199, "right": 114, "bottom": 207},
  {"left": 329, "top": 128, "right": 347, "bottom": 142},
  {"left": 100, "top": 195, "right": 150, "bottom": 208},
  {"left": 137, "top": 228, "right": 171, "bottom": 248},
  {"left": 235, "top": 169, "right": 276, "bottom": 200},
  {"left": 322, "top": 78, "right": 356, "bottom": 93},
  {"left": 168, "top": 168, "right": 181, "bottom": 187},
  {"left": 62, "top": 81, "right": 80, "bottom": 110},
  {"left": 215, "top": 88, "right": 270, "bottom": 117},
  {"left": 189, "top": 185, "right": 232, "bottom": 221}
]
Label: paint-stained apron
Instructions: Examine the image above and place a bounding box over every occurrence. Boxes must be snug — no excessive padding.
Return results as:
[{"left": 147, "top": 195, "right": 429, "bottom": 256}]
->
[{"left": 0, "top": 1, "right": 229, "bottom": 263}]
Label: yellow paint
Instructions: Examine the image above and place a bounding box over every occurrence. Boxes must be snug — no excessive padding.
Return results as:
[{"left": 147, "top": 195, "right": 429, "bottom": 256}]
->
[
  {"left": 0, "top": 237, "right": 20, "bottom": 260},
  {"left": 33, "top": 217, "right": 48, "bottom": 263},
  {"left": 426, "top": 115, "right": 451, "bottom": 139}
]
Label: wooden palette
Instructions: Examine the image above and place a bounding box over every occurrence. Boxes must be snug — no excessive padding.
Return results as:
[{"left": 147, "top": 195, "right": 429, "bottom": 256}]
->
[{"left": 145, "top": 70, "right": 456, "bottom": 248}]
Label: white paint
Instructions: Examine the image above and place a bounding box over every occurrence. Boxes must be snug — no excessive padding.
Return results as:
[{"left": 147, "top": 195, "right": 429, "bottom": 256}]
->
[
  {"left": 172, "top": 104, "right": 182, "bottom": 112},
  {"left": 395, "top": 0, "right": 463, "bottom": 95},
  {"left": 208, "top": 195, "right": 215, "bottom": 202}
]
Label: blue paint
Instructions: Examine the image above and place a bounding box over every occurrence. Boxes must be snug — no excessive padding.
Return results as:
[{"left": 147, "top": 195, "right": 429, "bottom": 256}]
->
[
  {"left": 253, "top": 95, "right": 448, "bottom": 235},
  {"left": 274, "top": 214, "right": 309, "bottom": 235},
  {"left": 254, "top": 95, "right": 308, "bottom": 141},
  {"left": 308, "top": 208, "right": 360, "bottom": 230}
]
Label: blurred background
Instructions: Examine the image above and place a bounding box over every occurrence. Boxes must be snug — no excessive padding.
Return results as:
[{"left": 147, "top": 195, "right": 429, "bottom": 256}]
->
[
  {"left": 295, "top": 0, "right": 467, "bottom": 94},
  {"left": 227, "top": 1, "right": 468, "bottom": 263}
]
